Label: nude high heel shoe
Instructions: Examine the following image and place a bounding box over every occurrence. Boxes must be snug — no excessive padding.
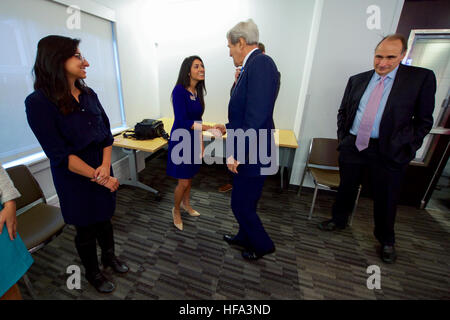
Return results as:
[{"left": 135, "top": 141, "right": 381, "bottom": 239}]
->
[
  {"left": 172, "top": 207, "right": 183, "bottom": 230},
  {"left": 180, "top": 203, "right": 201, "bottom": 217}
]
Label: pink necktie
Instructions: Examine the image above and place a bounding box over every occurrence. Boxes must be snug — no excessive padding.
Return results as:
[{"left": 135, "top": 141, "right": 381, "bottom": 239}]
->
[{"left": 355, "top": 76, "right": 386, "bottom": 151}]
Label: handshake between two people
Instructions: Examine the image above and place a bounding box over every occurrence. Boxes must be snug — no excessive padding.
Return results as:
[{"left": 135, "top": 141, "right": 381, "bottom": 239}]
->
[
  {"left": 205, "top": 124, "right": 240, "bottom": 174},
  {"left": 202, "top": 123, "right": 226, "bottom": 138},
  {"left": 90, "top": 164, "right": 119, "bottom": 192}
]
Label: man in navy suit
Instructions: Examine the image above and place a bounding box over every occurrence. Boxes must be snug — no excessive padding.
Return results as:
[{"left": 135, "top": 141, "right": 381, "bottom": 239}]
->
[
  {"left": 318, "top": 34, "right": 436, "bottom": 263},
  {"left": 216, "top": 19, "right": 279, "bottom": 260},
  {"left": 218, "top": 42, "right": 277, "bottom": 193}
]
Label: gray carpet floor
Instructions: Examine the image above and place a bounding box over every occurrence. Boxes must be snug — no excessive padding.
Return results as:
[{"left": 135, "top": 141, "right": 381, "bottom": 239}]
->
[{"left": 18, "top": 155, "right": 450, "bottom": 300}]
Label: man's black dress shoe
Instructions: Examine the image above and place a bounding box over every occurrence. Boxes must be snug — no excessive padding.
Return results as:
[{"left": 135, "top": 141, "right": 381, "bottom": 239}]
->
[
  {"left": 102, "top": 256, "right": 129, "bottom": 273},
  {"left": 223, "top": 234, "right": 246, "bottom": 248},
  {"left": 86, "top": 272, "right": 115, "bottom": 293},
  {"left": 242, "top": 247, "right": 276, "bottom": 261},
  {"left": 318, "top": 219, "right": 345, "bottom": 231},
  {"left": 381, "top": 245, "right": 397, "bottom": 264}
]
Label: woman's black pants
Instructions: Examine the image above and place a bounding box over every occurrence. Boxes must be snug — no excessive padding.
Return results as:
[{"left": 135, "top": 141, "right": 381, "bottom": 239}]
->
[{"left": 74, "top": 220, "right": 115, "bottom": 276}]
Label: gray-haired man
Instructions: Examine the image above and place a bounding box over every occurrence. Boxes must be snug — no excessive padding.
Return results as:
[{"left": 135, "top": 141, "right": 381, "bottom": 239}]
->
[{"left": 216, "top": 19, "right": 279, "bottom": 260}]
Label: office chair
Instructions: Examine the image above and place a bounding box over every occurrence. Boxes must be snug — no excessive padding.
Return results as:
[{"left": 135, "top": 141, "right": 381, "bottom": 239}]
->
[
  {"left": 6, "top": 165, "right": 65, "bottom": 299},
  {"left": 298, "top": 138, "right": 361, "bottom": 223}
]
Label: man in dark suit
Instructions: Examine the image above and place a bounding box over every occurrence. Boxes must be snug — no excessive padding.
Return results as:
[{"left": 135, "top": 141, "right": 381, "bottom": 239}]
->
[
  {"left": 318, "top": 34, "right": 436, "bottom": 263},
  {"left": 215, "top": 19, "right": 279, "bottom": 260},
  {"left": 218, "top": 42, "right": 278, "bottom": 193}
]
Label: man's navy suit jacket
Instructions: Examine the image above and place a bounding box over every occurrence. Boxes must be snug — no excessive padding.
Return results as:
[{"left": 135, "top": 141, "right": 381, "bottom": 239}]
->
[
  {"left": 226, "top": 49, "right": 279, "bottom": 176},
  {"left": 337, "top": 63, "right": 436, "bottom": 166}
]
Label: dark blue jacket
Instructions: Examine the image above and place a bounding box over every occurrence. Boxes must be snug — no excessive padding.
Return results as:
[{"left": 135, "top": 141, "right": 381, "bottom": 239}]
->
[{"left": 226, "top": 49, "right": 279, "bottom": 176}]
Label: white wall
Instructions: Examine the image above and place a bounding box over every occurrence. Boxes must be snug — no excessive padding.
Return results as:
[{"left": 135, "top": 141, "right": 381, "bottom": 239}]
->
[
  {"left": 290, "top": 0, "right": 405, "bottom": 186},
  {"left": 156, "top": 0, "right": 250, "bottom": 123},
  {"left": 252, "top": 0, "right": 315, "bottom": 131},
  {"left": 111, "top": 0, "right": 161, "bottom": 126},
  {"left": 154, "top": 0, "right": 315, "bottom": 129}
]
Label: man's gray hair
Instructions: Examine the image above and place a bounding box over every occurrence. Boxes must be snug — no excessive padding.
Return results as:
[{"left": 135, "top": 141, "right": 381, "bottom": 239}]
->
[{"left": 227, "top": 19, "right": 259, "bottom": 45}]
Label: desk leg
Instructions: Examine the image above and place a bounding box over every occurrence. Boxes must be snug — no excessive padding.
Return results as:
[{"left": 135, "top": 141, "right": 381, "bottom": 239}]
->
[
  {"left": 121, "top": 148, "right": 161, "bottom": 200},
  {"left": 279, "top": 147, "right": 296, "bottom": 190},
  {"left": 287, "top": 148, "right": 296, "bottom": 185}
]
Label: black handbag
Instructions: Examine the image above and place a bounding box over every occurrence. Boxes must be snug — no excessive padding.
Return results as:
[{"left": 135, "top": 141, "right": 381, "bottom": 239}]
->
[{"left": 123, "top": 119, "right": 169, "bottom": 140}]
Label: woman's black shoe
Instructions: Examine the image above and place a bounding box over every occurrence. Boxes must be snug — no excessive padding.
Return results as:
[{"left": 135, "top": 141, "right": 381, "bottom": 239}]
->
[
  {"left": 86, "top": 272, "right": 115, "bottom": 293},
  {"left": 381, "top": 245, "right": 397, "bottom": 264},
  {"left": 102, "top": 256, "right": 129, "bottom": 274}
]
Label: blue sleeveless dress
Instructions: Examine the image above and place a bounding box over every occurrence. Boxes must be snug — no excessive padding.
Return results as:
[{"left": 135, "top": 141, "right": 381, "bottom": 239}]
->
[{"left": 0, "top": 202, "right": 34, "bottom": 297}]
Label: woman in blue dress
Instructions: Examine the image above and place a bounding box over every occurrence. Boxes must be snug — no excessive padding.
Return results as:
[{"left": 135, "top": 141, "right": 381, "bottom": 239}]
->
[
  {"left": 25, "top": 35, "right": 128, "bottom": 293},
  {"left": 167, "top": 56, "right": 214, "bottom": 231},
  {"left": 0, "top": 164, "right": 33, "bottom": 300}
]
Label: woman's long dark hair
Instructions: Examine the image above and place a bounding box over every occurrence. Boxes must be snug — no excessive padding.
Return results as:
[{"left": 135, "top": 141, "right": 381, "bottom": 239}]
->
[
  {"left": 173, "top": 55, "right": 206, "bottom": 116},
  {"left": 33, "top": 35, "right": 89, "bottom": 115}
]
